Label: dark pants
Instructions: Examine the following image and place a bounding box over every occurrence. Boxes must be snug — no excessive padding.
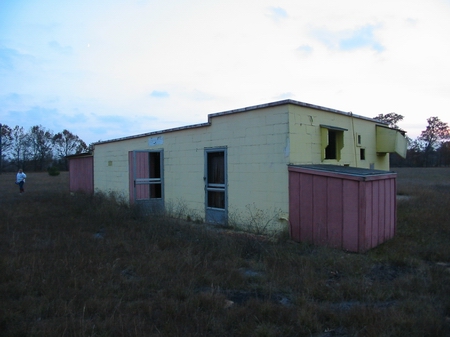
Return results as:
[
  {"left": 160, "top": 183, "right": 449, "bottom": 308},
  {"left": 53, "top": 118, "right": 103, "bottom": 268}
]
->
[{"left": 18, "top": 181, "right": 24, "bottom": 193}]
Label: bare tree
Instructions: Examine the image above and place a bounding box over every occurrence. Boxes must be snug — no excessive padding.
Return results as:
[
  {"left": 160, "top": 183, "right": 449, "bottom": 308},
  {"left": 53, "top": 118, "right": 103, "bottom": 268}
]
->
[
  {"left": 373, "top": 113, "right": 404, "bottom": 129},
  {"left": 53, "top": 129, "right": 88, "bottom": 169},
  {"left": 419, "top": 117, "right": 450, "bottom": 151},
  {"left": 1, "top": 124, "right": 14, "bottom": 172},
  {"left": 10, "top": 126, "right": 30, "bottom": 170},
  {"left": 418, "top": 117, "right": 450, "bottom": 166},
  {"left": 28, "top": 125, "right": 54, "bottom": 171}
]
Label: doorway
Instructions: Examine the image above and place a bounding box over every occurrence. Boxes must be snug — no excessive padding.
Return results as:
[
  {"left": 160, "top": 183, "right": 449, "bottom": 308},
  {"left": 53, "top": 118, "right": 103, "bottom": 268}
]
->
[
  {"left": 129, "top": 150, "right": 164, "bottom": 214},
  {"left": 205, "top": 148, "right": 227, "bottom": 224}
]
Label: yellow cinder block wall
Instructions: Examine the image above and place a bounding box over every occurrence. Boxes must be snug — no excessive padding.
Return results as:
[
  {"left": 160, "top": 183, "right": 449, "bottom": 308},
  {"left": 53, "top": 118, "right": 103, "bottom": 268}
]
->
[{"left": 93, "top": 102, "right": 390, "bottom": 231}]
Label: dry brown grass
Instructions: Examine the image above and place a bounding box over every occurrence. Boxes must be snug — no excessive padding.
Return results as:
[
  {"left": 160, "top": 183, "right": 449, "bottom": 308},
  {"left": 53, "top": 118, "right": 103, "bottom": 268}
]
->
[{"left": 0, "top": 169, "right": 449, "bottom": 336}]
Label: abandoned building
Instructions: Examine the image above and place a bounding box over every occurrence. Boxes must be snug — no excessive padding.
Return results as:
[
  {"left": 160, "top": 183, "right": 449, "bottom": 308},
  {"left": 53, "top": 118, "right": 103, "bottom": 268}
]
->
[{"left": 69, "top": 99, "right": 407, "bottom": 251}]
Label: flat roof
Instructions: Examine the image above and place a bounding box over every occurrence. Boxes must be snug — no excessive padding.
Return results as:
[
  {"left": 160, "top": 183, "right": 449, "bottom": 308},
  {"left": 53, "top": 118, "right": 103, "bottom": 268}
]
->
[
  {"left": 95, "top": 99, "right": 387, "bottom": 145},
  {"left": 289, "top": 164, "right": 396, "bottom": 177},
  {"left": 65, "top": 152, "right": 93, "bottom": 159}
]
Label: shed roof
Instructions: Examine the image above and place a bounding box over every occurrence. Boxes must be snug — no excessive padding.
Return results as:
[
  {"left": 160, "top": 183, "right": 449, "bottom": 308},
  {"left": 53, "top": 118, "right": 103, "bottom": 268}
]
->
[
  {"left": 289, "top": 164, "right": 396, "bottom": 180},
  {"left": 65, "top": 152, "right": 93, "bottom": 159},
  {"left": 95, "top": 99, "right": 387, "bottom": 145}
]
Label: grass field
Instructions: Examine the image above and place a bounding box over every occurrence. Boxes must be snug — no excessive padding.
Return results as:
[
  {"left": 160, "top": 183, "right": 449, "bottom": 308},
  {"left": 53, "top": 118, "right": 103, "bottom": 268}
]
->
[{"left": 0, "top": 168, "right": 449, "bottom": 336}]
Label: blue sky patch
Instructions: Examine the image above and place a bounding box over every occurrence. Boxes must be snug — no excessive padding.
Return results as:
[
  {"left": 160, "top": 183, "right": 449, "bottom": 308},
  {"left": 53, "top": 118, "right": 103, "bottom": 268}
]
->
[
  {"left": 312, "top": 24, "right": 384, "bottom": 52},
  {"left": 296, "top": 45, "right": 313, "bottom": 56},
  {"left": 150, "top": 90, "right": 170, "bottom": 98},
  {"left": 268, "top": 7, "right": 288, "bottom": 22},
  {"left": 48, "top": 41, "right": 73, "bottom": 55},
  {"left": 339, "top": 25, "right": 384, "bottom": 52}
]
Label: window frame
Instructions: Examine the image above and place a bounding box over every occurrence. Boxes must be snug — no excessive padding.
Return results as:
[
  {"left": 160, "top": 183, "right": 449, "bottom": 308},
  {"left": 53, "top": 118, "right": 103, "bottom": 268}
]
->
[{"left": 320, "top": 125, "right": 347, "bottom": 162}]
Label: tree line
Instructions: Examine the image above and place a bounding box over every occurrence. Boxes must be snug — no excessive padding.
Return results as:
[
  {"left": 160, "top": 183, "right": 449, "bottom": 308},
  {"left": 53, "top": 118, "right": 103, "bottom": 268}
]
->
[
  {"left": 0, "top": 124, "right": 89, "bottom": 173},
  {"left": 374, "top": 114, "right": 450, "bottom": 167}
]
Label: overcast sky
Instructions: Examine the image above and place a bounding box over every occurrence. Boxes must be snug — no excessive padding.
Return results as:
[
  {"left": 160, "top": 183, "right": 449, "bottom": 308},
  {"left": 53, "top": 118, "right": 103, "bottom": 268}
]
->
[{"left": 1, "top": 0, "right": 449, "bottom": 144}]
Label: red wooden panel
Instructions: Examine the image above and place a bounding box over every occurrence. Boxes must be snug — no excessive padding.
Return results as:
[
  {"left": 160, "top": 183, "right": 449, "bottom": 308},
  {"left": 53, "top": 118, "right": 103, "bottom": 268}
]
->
[
  {"left": 342, "top": 180, "right": 359, "bottom": 252},
  {"left": 358, "top": 181, "right": 367, "bottom": 251},
  {"left": 390, "top": 178, "right": 396, "bottom": 238},
  {"left": 69, "top": 156, "right": 93, "bottom": 194},
  {"left": 363, "top": 183, "right": 373, "bottom": 250},
  {"left": 289, "top": 171, "right": 301, "bottom": 241},
  {"left": 299, "top": 173, "right": 314, "bottom": 243},
  {"left": 313, "top": 175, "right": 328, "bottom": 245},
  {"left": 378, "top": 180, "right": 386, "bottom": 243},
  {"left": 128, "top": 151, "right": 134, "bottom": 204},
  {"left": 327, "top": 177, "right": 343, "bottom": 249},
  {"left": 385, "top": 179, "right": 392, "bottom": 240},
  {"left": 135, "top": 152, "right": 150, "bottom": 199},
  {"left": 371, "top": 181, "right": 380, "bottom": 246}
]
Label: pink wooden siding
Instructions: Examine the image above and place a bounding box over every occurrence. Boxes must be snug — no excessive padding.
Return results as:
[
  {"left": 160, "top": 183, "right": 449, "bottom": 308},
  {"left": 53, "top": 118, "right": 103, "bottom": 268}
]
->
[
  {"left": 135, "top": 152, "right": 150, "bottom": 200},
  {"left": 128, "top": 151, "right": 151, "bottom": 204},
  {"left": 68, "top": 155, "right": 94, "bottom": 194},
  {"left": 288, "top": 165, "right": 397, "bottom": 252}
]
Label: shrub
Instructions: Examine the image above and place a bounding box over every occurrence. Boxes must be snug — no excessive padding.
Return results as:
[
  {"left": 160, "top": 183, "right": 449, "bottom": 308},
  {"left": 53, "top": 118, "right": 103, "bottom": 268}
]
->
[{"left": 47, "top": 166, "right": 60, "bottom": 176}]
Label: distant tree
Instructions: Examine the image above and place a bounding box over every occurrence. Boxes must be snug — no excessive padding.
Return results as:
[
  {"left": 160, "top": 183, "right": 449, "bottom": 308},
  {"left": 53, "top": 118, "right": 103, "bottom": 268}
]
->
[
  {"left": 10, "top": 126, "right": 29, "bottom": 170},
  {"left": 418, "top": 117, "right": 450, "bottom": 166},
  {"left": 419, "top": 117, "right": 450, "bottom": 151},
  {"left": 53, "top": 129, "right": 88, "bottom": 170},
  {"left": 405, "top": 138, "right": 425, "bottom": 167},
  {"left": 1, "top": 124, "right": 13, "bottom": 155},
  {"left": 373, "top": 113, "right": 404, "bottom": 129},
  {"left": 28, "top": 125, "right": 54, "bottom": 171},
  {"left": 1, "top": 124, "right": 13, "bottom": 172},
  {"left": 438, "top": 141, "right": 450, "bottom": 166}
]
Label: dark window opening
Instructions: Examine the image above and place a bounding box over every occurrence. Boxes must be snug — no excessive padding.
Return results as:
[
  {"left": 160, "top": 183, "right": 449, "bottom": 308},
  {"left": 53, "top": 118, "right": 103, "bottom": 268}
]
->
[
  {"left": 150, "top": 184, "right": 162, "bottom": 198},
  {"left": 208, "top": 191, "right": 225, "bottom": 209},
  {"left": 206, "top": 151, "right": 225, "bottom": 209},
  {"left": 149, "top": 152, "right": 162, "bottom": 198},
  {"left": 149, "top": 152, "right": 161, "bottom": 179},
  {"left": 321, "top": 126, "right": 346, "bottom": 161},
  {"left": 325, "top": 130, "right": 338, "bottom": 159},
  {"left": 207, "top": 152, "right": 225, "bottom": 184},
  {"left": 360, "top": 148, "right": 366, "bottom": 160}
]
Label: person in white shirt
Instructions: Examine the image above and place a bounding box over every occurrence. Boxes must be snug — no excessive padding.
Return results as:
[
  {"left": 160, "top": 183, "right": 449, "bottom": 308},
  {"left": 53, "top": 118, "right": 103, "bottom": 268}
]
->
[{"left": 16, "top": 169, "right": 27, "bottom": 193}]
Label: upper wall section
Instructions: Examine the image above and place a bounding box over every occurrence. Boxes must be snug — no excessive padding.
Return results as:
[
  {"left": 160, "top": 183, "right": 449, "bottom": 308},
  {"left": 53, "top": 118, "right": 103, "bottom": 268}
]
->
[
  {"left": 94, "top": 99, "right": 383, "bottom": 146},
  {"left": 93, "top": 98, "right": 406, "bottom": 171},
  {"left": 286, "top": 103, "right": 392, "bottom": 169}
]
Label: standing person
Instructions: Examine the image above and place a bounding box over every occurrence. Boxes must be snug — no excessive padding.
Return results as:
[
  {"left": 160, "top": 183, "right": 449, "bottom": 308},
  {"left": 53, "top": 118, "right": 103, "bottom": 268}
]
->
[{"left": 16, "top": 169, "right": 27, "bottom": 194}]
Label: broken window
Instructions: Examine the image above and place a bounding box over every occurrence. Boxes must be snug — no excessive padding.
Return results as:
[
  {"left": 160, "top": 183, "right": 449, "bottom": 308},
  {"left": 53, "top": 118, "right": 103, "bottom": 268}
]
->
[{"left": 321, "top": 125, "right": 347, "bottom": 161}]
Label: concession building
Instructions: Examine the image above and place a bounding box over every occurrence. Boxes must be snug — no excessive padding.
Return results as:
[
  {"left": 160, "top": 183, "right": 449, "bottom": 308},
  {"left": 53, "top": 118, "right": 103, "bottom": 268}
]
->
[{"left": 69, "top": 99, "right": 407, "bottom": 251}]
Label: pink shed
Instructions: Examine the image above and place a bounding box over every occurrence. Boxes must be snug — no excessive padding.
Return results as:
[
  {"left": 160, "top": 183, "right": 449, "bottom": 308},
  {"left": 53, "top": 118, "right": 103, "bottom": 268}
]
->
[
  {"left": 68, "top": 154, "right": 94, "bottom": 194},
  {"left": 288, "top": 165, "right": 397, "bottom": 253}
]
